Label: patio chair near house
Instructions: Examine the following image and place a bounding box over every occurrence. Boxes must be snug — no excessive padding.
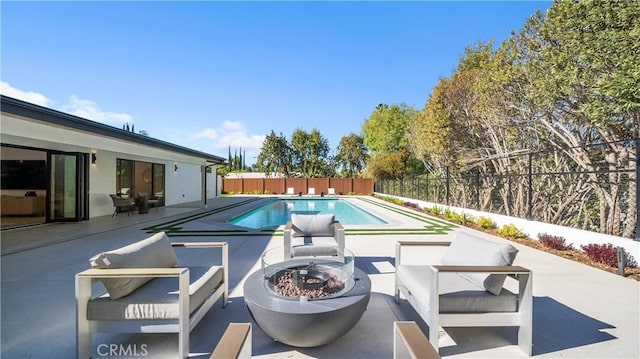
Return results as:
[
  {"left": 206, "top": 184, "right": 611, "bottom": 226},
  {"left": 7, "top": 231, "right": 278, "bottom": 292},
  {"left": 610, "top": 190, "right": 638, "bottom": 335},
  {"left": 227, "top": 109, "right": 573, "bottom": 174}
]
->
[
  {"left": 307, "top": 187, "right": 316, "bottom": 196},
  {"left": 327, "top": 188, "right": 336, "bottom": 196},
  {"left": 109, "top": 194, "right": 135, "bottom": 217},
  {"left": 286, "top": 187, "right": 295, "bottom": 196},
  {"left": 138, "top": 192, "right": 160, "bottom": 211}
]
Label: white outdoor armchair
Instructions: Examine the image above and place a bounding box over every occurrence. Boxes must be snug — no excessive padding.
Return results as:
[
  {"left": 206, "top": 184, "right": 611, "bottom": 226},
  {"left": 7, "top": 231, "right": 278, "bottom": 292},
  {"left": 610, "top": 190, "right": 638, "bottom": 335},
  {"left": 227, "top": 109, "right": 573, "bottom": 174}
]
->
[
  {"left": 283, "top": 213, "right": 345, "bottom": 261},
  {"left": 394, "top": 233, "right": 532, "bottom": 356},
  {"left": 76, "top": 232, "right": 228, "bottom": 359}
]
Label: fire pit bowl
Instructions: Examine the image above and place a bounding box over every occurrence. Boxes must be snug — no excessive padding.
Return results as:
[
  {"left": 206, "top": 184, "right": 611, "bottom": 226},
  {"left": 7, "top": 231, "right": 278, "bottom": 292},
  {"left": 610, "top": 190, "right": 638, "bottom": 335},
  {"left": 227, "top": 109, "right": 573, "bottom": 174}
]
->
[{"left": 244, "top": 247, "right": 371, "bottom": 347}]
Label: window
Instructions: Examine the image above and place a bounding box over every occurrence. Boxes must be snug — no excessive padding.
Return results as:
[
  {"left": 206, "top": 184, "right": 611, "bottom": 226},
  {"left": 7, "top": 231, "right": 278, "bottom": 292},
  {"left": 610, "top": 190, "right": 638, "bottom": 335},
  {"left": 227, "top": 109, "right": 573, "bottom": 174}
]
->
[{"left": 116, "top": 159, "right": 165, "bottom": 205}]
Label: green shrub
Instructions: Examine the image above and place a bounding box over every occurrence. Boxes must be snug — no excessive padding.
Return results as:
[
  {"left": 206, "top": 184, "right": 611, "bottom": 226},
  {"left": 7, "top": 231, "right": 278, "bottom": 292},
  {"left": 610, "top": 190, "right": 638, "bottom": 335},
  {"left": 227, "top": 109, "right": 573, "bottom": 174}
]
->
[
  {"left": 498, "top": 224, "right": 525, "bottom": 239},
  {"left": 429, "top": 205, "right": 442, "bottom": 215},
  {"left": 444, "top": 209, "right": 464, "bottom": 223},
  {"left": 476, "top": 216, "right": 497, "bottom": 229}
]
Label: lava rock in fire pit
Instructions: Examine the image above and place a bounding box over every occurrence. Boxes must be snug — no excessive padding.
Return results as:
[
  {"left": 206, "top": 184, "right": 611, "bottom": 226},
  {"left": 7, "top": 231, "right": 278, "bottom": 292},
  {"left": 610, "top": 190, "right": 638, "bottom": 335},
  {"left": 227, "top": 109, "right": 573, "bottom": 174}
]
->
[{"left": 273, "top": 270, "right": 345, "bottom": 299}]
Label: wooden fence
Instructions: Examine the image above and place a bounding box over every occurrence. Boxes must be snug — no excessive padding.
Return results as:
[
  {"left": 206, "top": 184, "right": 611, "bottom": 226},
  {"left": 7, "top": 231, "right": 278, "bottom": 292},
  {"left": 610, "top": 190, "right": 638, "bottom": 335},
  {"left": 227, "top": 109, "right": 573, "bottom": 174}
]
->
[{"left": 222, "top": 177, "right": 374, "bottom": 195}]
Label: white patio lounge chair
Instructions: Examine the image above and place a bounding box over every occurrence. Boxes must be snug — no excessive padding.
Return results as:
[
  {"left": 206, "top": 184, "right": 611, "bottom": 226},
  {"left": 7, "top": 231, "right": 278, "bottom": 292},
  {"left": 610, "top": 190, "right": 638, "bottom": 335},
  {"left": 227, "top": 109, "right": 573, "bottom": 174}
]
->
[
  {"left": 286, "top": 187, "right": 295, "bottom": 195},
  {"left": 307, "top": 187, "right": 316, "bottom": 196},
  {"left": 327, "top": 188, "right": 337, "bottom": 196},
  {"left": 283, "top": 213, "right": 345, "bottom": 261},
  {"left": 76, "top": 232, "right": 229, "bottom": 359},
  {"left": 394, "top": 232, "right": 532, "bottom": 356}
]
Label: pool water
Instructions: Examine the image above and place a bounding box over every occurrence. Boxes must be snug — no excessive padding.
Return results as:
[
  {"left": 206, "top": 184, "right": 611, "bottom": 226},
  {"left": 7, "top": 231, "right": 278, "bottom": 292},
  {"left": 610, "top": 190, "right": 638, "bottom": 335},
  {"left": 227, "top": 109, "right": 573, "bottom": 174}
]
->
[{"left": 229, "top": 198, "right": 387, "bottom": 229}]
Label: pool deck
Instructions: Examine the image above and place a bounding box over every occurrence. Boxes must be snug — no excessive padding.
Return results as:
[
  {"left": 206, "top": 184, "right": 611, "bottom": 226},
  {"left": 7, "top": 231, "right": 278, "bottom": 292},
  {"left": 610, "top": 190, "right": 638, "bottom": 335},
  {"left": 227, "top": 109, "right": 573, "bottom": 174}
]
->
[{"left": 1, "top": 195, "right": 639, "bottom": 358}]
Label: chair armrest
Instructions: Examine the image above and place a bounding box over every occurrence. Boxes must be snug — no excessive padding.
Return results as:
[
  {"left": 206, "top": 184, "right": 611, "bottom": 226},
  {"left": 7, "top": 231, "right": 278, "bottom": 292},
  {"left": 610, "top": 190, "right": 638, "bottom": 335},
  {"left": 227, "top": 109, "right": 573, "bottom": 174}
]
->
[
  {"left": 172, "top": 242, "right": 227, "bottom": 248},
  {"left": 433, "top": 265, "right": 530, "bottom": 274},
  {"left": 397, "top": 241, "right": 452, "bottom": 247},
  {"left": 210, "top": 323, "right": 252, "bottom": 359},
  {"left": 334, "top": 221, "right": 345, "bottom": 247},
  {"left": 172, "top": 241, "right": 229, "bottom": 307},
  {"left": 76, "top": 267, "right": 187, "bottom": 279},
  {"left": 283, "top": 222, "right": 293, "bottom": 258},
  {"left": 394, "top": 321, "right": 440, "bottom": 359}
]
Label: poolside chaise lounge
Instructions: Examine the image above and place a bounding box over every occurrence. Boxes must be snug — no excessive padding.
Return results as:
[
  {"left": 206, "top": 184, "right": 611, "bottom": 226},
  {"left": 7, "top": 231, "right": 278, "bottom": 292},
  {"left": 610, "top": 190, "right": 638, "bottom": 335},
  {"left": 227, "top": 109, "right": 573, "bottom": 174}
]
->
[
  {"left": 307, "top": 187, "right": 316, "bottom": 196},
  {"left": 394, "top": 232, "right": 532, "bottom": 356},
  {"left": 283, "top": 213, "right": 345, "bottom": 261},
  {"left": 76, "top": 232, "right": 229, "bottom": 359},
  {"left": 327, "top": 188, "right": 337, "bottom": 196}
]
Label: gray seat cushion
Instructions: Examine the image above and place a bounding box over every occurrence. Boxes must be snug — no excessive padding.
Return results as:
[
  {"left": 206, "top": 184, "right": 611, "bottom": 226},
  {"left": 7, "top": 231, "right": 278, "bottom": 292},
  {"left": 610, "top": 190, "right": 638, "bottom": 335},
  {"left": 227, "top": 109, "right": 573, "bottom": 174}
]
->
[
  {"left": 396, "top": 265, "right": 517, "bottom": 314},
  {"left": 87, "top": 265, "right": 224, "bottom": 321},
  {"left": 290, "top": 236, "right": 339, "bottom": 257}
]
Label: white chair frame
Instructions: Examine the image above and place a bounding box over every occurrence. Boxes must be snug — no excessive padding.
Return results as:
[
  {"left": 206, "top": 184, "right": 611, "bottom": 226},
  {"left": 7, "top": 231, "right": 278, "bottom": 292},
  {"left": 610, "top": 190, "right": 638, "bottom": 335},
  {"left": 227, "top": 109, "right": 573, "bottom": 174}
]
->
[
  {"left": 76, "top": 242, "right": 229, "bottom": 359},
  {"left": 394, "top": 241, "right": 532, "bottom": 356}
]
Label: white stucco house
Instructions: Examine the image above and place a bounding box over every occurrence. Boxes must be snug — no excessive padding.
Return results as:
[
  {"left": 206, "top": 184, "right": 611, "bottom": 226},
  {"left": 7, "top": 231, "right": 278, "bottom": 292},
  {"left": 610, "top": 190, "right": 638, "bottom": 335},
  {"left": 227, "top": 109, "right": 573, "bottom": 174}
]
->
[{"left": 1, "top": 95, "right": 225, "bottom": 226}]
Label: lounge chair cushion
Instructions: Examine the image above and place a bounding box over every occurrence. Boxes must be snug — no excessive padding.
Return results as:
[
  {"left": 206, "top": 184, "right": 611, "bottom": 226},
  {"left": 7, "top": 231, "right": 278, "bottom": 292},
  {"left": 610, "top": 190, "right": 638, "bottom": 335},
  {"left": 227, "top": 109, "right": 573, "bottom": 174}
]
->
[
  {"left": 441, "top": 233, "right": 518, "bottom": 295},
  {"left": 87, "top": 265, "right": 224, "bottom": 320},
  {"left": 396, "top": 266, "right": 518, "bottom": 313},
  {"left": 291, "top": 213, "right": 335, "bottom": 237},
  {"left": 89, "top": 232, "right": 178, "bottom": 300},
  {"left": 290, "top": 236, "right": 340, "bottom": 257}
]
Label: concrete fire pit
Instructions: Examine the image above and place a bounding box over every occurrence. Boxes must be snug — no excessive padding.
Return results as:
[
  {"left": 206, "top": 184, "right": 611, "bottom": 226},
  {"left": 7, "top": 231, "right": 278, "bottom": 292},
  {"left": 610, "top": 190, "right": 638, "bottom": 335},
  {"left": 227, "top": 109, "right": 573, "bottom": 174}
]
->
[{"left": 243, "top": 248, "right": 371, "bottom": 347}]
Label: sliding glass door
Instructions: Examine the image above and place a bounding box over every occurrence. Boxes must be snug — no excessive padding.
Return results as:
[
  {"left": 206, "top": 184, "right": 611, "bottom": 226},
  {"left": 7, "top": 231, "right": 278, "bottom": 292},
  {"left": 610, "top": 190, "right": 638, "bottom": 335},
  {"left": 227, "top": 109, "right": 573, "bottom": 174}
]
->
[{"left": 48, "top": 152, "right": 88, "bottom": 222}]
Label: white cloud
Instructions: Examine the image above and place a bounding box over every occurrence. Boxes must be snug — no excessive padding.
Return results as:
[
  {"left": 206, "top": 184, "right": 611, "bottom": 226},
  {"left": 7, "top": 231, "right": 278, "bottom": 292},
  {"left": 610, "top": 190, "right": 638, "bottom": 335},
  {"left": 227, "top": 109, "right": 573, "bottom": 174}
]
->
[
  {"left": 192, "top": 128, "right": 218, "bottom": 139},
  {"left": 61, "top": 95, "right": 132, "bottom": 126},
  {"left": 222, "top": 120, "right": 244, "bottom": 131},
  {"left": 0, "top": 81, "right": 53, "bottom": 107},
  {"left": 187, "top": 120, "right": 266, "bottom": 161}
]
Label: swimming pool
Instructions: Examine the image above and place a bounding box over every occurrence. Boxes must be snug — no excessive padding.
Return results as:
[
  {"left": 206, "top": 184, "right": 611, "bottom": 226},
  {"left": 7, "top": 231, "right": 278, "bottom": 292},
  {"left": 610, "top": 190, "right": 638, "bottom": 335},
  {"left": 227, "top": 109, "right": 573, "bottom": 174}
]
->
[{"left": 229, "top": 198, "right": 387, "bottom": 229}]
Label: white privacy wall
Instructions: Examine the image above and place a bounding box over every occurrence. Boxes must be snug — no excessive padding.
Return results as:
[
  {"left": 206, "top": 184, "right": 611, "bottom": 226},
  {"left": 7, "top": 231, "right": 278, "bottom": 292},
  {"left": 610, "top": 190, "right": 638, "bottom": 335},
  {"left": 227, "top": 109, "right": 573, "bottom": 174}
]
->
[{"left": 379, "top": 193, "right": 640, "bottom": 259}]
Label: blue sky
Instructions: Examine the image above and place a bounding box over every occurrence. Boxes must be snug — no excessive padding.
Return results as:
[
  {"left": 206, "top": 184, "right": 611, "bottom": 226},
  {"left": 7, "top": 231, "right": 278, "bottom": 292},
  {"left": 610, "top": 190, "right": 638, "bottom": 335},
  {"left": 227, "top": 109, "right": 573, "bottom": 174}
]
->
[{"left": 1, "top": 1, "right": 550, "bottom": 164}]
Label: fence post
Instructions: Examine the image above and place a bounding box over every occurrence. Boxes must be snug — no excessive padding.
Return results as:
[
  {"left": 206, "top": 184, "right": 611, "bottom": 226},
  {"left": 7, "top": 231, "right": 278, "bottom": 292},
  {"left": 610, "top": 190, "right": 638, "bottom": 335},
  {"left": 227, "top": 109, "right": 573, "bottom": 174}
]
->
[
  {"left": 445, "top": 166, "right": 450, "bottom": 206},
  {"left": 635, "top": 138, "right": 640, "bottom": 241},
  {"left": 617, "top": 246, "right": 625, "bottom": 276},
  {"left": 527, "top": 152, "right": 533, "bottom": 220},
  {"left": 476, "top": 169, "right": 481, "bottom": 210},
  {"left": 425, "top": 173, "right": 429, "bottom": 202}
]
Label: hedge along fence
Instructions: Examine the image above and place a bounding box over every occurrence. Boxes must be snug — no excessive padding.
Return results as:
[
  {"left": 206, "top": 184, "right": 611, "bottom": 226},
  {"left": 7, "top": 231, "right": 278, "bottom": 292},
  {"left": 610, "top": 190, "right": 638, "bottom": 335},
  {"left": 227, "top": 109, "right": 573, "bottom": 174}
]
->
[{"left": 222, "top": 177, "right": 374, "bottom": 195}]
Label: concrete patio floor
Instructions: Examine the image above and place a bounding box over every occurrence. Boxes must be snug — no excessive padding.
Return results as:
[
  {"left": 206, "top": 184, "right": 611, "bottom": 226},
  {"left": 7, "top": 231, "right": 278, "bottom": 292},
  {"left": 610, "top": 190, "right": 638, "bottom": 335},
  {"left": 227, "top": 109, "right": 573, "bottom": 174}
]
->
[{"left": 1, "top": 196, "right": 638, "bottom": 358}]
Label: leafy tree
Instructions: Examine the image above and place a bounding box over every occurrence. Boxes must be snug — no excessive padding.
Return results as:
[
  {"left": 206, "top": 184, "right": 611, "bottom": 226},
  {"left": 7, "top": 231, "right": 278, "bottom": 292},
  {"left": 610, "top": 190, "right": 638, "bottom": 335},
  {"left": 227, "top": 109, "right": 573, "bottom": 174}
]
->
[
  {"left": 362, "top": 103, "right": 422, "bottom": 178},
  {"left": 290, "top": 128, "right": 331, "bottom": 177},
  {"left": 402, "top": 0, "right": 638, "bottom": 237},
  {"left": 525, "top": 0, "right": 639, "bottom": 236},
  {"left": 255, "top": 131, "right": 291, "bottom": 176},
  {"left": 335, "top": 133, "right": 369, "bottom": 178}
]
